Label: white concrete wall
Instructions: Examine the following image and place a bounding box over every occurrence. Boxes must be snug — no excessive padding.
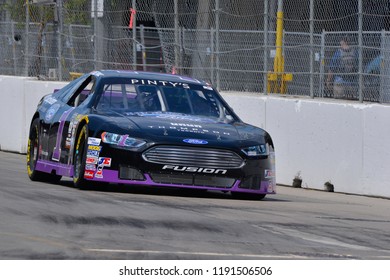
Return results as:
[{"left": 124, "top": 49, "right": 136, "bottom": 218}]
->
[
  {"left": 222, "top": 93, "right": 390, "bottom": 198},
  {"left": 0, "top": 76, "right": 66, "bottom": 154},
  {"left": 1, "top": 76, "right": 390, "bottom": 198}
]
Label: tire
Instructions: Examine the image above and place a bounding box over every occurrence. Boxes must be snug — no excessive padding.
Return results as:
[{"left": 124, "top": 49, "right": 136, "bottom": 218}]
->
[
  {"left": 27, "top": 118, "right": 62, "bottom": 182},
  {"left": 73, "top": 125, "right": 90, "bottom": 190},
  {"left": 231, "top": 192, "right": 266, "bottom": 201}
]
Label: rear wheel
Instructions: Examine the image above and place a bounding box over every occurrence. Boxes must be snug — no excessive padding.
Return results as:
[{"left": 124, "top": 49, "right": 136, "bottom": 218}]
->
[
  {"left": 27, "top": 118, "right": 62, "bottom": 182},
  {"left": 73, "top": 125, "right": 89, "bottom": 189}
]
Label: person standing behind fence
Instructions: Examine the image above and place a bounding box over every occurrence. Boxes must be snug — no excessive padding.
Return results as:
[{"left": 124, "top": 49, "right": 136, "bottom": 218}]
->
[{"left": 326, "top": 37, "right": 358, "bottom": 99}]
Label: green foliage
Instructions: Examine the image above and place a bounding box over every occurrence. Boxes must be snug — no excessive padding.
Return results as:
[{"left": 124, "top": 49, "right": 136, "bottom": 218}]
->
[
  {"left": 2, "top": 0, "right": 91, "bottom": 25},
  {"left": 3, "top": 0, "right": 26, "bottom": 22},
  {"left": 64, "top": 0, "right": 91, "bottom": 25}
]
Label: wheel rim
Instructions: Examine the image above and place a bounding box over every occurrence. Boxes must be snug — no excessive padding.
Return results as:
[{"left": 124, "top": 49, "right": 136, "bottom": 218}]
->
[
  {"left": 27, "top": 126, "right": 38, "bottom": 174},
  {"left": 74, "top": 143, "right": 83, "bottom": 179},
  {"left": 74, "top": 127, "right": 86, "bottom": 180}
]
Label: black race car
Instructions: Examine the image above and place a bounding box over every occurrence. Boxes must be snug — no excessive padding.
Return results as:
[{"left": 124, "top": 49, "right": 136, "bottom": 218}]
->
[{"left": 27, "top": 70, "right": 275, "bottom": 199}]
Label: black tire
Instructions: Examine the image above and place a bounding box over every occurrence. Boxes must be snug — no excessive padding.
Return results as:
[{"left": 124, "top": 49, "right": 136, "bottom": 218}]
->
[
  {"left": 27, "top": 118, "right": 62, "bottom": 182},
  {"left": 73, "top": 125, "right": 90, "bottom": 190},
  {"left": 231, "top": 192, "right": 266, "bottom": 201}
]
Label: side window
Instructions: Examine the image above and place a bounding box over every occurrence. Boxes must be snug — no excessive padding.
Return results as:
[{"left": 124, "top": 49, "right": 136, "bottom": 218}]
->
[
  {"left": 59, "top": 76, "right": 89, "bottom": 103},
  {"left": 67, "top": 76, "right": 96, "bottom": 107}
]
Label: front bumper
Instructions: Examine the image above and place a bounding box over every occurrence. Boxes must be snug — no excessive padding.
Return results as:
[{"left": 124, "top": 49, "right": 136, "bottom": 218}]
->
[{"left": 83, "top": 141, "right": 276, "bottom": 195}]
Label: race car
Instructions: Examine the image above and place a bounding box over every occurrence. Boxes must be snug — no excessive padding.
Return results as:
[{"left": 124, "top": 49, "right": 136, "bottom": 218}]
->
[{"left": 27, "top": 70, "right": 275, "bottom": 199}]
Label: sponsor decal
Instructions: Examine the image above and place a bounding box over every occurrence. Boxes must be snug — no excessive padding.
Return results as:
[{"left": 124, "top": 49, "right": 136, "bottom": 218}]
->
[
  {"left": 162, "top": 165, "right": 227, "bottom": 175},
  {"left": 44, "top": 104, "right": 61, "bottom": 122},
  {"left": 93, "top": 157, "right": 112, "bottom": 179},
  {"left": 86, "top": 157, "right": 98, "bottom": 164},
  {"left": 183, "top": 139, "right": 208, "bottom": 145},
  {"left": 87, "top": 137, "right": 101, "bottom": 146},
  {"left": 84, "top": 170, "right": 94, "bottom": 179},
  {"left": 87, "top": 150, "right": 100, "bottom": 157},
  {"left": 264, "top": 169, "right": 275, "bottom": 178},
  {"left": 128, "top": 79, "right": 190, "bottom": 89},
  {"left": 91, "top": 71, "right": 103, "bottom": 76},
  {"left": 95, "top": 166, "right": 104, "bottom": 178},
  {"left": 85, "top": 164, "right": 97, "bottom": 171},
  {"left": 88, "top": 145, "right": 102, "bottom": 152},
  {"left": 146, "top": 124, "right": 230, "bottom": 136},
  {"left": 98, "top": 157, "right": 112, "bottom": 167},
  {"left": 44, "top": 96, "right": 57, "bottom": 105}
]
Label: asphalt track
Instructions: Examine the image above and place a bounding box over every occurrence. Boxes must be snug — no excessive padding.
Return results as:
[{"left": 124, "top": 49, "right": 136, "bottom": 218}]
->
[{"left": 0, "top": 151, "right": 389, "bottom": 260}]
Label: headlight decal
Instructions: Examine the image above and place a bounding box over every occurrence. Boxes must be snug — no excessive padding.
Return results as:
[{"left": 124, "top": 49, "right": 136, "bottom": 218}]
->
[
  {"left": 241, "top": 144, "right": 269, "bottom": 157},
  {"left": 101, "top": 132, "right": 146, "bottom": 149}
]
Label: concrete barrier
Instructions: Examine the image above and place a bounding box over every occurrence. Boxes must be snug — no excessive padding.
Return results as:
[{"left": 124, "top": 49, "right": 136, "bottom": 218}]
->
[
  {"left": 0, "top": 76, "right": 66, "bottom": 154},
  {"left": 1, "top": 75, "right": 390, "bottom": 198},
  {"left": 222, "top": 93, "right": 390, "bottom": 198}
]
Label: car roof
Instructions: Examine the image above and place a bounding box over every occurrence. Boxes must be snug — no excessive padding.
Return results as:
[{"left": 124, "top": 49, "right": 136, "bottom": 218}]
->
[{"left": 91, "top": 70, "right": 207, "bottom": 86}]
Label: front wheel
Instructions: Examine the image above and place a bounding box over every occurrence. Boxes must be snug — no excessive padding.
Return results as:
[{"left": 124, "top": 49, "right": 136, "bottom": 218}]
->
[
  {"left": 73, "top": 125, "right": 89, "bottom": 189},
  {"left": 27, "top": 118, "right": 61, "bottom": 182}
]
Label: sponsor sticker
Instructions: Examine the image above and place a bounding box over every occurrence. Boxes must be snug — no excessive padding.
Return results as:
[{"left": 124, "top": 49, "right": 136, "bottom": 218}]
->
[
  {"left": 44, "top": 96, "right": 57, "bottom": 105},
  {"left": 98, "top": 157, "right": 111, "bottom": 167},
  {"left": 86, "top": 157, "right": 98, "bottom": 164},
  {"left": 44, "top": 104, "right": 60, "bottom": 122},
  {"left": 85, "top": 164, "right": 97, "bottom": 171},
  {"left": 87, "top": 150, "right": 100, "bottom": 157},
  {"left": 95, "top": 166, "right": 103, "bottom": 178},
  {"left": 84, "top": 170, "right": 94, "bottom": 179},
  {"left": 87, "top": 137, "right": 101, "bottom": 146},
  {"left": 265, "top": 169, "right": 275, "bottom": 178},
  {"left": 183, "top": 139, "right": 208, "bottom": 145},
  {"left": 88, "top": 145, "right": 102, "bottom": 152}
]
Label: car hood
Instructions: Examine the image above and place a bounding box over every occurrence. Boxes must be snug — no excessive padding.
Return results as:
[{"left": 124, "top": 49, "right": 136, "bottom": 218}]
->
[{"left": 94, "top": 111, "right": 267, "bottom": 144}]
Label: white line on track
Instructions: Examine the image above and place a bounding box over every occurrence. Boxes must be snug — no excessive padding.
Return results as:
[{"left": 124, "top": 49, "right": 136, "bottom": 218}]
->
[
  {"left": 83, "top": 248, "right": 308, "bottom": 259},
  {"left": 255, "top": 225, "right": 380, "bottom": 252}
]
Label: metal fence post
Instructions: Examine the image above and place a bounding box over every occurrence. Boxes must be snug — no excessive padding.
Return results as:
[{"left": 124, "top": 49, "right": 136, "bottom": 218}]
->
[
  {"left": 93, "top": 0, "right": 98, "bottom": 70},
  {"left": 174, "top": 0, "right": 179, "bottom": 74},
  {"left": 358, "top": 0, "right": 363, "bottom": 102},
  {"left": 11, "top": 21, "right": 17, "bottom": 75},
  {"left": 379, "top": 29, "right": 385, "bottom": 103},
  {"left": 140, "top": 24, "right": 146, "bottom": 71},
  {"left": 57, "top": 0, "right": 63, "bottom": 80},
  {"left": 215, "top": 0, "right": 220, "bottom": 91},
  {"left": 24, "top": 1, "right": 29, "bottom": 76},
  {"left": 263, "top": 0, "right": 269, "bottom": 95},
  {"left": 319, "top": 29, "right": 325, "bottom": 97},
  {"left": 309, "top": 0, "right": 314, "bottom": 98},
  {"left": 132, "top": 0, "right": 137, "bottom": 70},
  {"left": 210, "top": 27, "right": 215, "bottom": 85}
]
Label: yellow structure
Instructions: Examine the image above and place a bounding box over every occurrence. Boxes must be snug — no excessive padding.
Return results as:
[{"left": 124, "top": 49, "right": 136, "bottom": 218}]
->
[
  {"left": 267, "top": 1, "right": 293, "bottom": 94},
  {"left": 69, "top": 72, "right": 83, "bottom": 80}
]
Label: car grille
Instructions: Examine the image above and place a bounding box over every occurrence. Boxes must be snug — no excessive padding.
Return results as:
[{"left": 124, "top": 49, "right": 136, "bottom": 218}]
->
[
  {"left": 149, "top": 173, "right": 236, "bottom": 188},
  {"left": 142, "top": 145, "right": 244, "bottom": 169}
]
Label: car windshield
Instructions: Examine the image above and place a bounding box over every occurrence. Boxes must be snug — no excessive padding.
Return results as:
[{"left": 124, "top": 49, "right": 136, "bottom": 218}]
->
[{"left": 96, "top": 82, "right": 235, "bottom": 121}]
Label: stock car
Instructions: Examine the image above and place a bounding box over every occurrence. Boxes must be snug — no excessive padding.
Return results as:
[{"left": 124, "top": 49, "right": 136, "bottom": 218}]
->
[{"left": 27, "top": 70, "right": 275, "bottom": 199}]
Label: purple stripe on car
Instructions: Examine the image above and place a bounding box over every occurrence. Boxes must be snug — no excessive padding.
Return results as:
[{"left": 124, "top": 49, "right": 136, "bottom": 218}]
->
[
  {"left": 35, "top": 159, "right": 73, "bottom": 177},
  {"left": 89, "top": 169, "right": 274, "bottom": 194},
  {"left": 52, "top": 108, "right": 75, "bottom": 161}
]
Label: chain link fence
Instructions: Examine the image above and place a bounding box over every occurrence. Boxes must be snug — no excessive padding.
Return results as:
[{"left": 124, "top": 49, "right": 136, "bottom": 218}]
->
[{"left": 1, "top": 0, "right": 390, "bottom": 103}]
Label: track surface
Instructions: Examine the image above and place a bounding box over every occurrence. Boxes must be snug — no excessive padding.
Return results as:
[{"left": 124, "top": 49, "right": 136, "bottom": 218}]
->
[{"left": 1, "top": 151, "right": 389, "bottom": 259}]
